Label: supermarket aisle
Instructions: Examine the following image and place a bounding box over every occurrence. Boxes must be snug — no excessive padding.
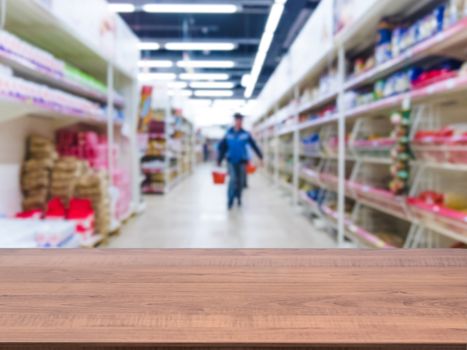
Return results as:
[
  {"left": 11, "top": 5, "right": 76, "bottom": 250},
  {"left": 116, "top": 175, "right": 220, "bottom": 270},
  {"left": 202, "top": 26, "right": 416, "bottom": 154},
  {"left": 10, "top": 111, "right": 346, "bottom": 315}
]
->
[{"left": 107, "top": 165, "right": 336, "bottom": 248}]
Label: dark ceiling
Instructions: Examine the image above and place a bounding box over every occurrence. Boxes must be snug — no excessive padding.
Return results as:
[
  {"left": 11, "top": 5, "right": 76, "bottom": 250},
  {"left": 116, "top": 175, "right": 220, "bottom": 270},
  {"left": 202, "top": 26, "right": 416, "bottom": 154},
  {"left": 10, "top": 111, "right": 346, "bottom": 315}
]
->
[{"left": 109, "top": 0, "right": 320, "bottom": 99}]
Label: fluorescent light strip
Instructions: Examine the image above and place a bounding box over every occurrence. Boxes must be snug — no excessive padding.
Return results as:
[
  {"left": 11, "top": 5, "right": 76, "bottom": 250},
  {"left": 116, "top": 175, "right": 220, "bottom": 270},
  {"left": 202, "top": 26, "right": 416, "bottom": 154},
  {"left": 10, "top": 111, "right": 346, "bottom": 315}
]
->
[
  {"left": 194, "top": 90, "right": 234, "bottom": 97},
  {"left": 138, "top": 73, "right": 176, "bottom": 81},
  {"left": 138, "top": 60, "right": 173, "bottom": 68},
  {"left": 177, "top": 60, "right": 235, "bottom": 68},
  {"left": 180, "top": 73, "right": 230, "bottom": 81},
  {"left": 190, "top": 82, "right": 235, "bottom": 89},
  {"left": 244, "top": 0, "right": 287, "bottom": 98},
  {"left": 138, "top": 42, "right": 161, "bottom": 51},
  {"left": 108, "top": 3, "right": 135, "bottom": 13},
  {"left": 165, "top": 42, "right": 236, "bottom": 51},
  {"left": 168, "top": 81, "right": 188, "bottom": 89},
  {"left": 142, "top": 4, "right": 238, "bottom": 14},
  {"left": 168, "top": 90, "right": 193, "bottom": 97}
]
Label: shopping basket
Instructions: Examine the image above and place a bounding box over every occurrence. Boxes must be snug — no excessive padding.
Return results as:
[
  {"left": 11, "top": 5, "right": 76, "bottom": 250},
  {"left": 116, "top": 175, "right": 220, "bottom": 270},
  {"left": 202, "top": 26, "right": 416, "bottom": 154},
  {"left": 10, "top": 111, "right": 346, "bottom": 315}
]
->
[
  {"left": 246, "top": 162, "right": 257, "bottom": 174},
  {"left": 212, "top": 170, "right": 227, "bottom": 185}
]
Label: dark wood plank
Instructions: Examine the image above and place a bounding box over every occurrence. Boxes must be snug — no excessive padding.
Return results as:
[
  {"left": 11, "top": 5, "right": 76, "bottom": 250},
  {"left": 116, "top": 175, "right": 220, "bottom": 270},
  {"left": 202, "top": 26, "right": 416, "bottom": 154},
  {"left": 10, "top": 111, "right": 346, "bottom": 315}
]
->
[{"left": 0, "top": 249, "right": 466, "bottom": 349}]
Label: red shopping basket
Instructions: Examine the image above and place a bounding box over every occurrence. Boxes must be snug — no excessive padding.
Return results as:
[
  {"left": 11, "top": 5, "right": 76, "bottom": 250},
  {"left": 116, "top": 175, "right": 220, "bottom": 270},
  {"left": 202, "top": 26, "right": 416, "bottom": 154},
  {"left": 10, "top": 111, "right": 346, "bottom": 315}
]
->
[
  {"left": 212, "top": 171, "right": 227, "bottom": 185},
  {"left": 246, "top": 162, "right": 257, "bottom": 174}
]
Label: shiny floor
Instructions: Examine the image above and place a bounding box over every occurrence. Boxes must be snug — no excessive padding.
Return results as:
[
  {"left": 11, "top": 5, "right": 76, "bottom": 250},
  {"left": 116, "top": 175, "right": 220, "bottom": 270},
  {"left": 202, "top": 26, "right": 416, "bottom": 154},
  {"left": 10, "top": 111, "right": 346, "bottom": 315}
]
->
[{"left": 106, "top": 165, "right": 336, "bottom": 248}]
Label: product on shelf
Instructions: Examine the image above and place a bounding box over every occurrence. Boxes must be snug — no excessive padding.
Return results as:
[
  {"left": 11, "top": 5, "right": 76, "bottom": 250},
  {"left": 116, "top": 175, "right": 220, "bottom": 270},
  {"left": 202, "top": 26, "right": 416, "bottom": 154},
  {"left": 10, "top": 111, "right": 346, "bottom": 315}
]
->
[
  {"left": 407, "top": 190, "right": 467, "bottom": 236},
  {"left": 0, "top": 31, "right": 123, "bottom": 103},
  {"left": 0, "top": 218, "right": 77, "bottom": 248},
  {"left": 389, "top": 110, "right": 411, "bottom": 195},
  {"left": 50, "top": 157, "right": 87, "bottom": 206},
  {"left": 301, "top": 133, "right": 321, "bottom": 156},
  {"left": 348, "top": 1, "right": 467, "bottom": 85},
  {"left": 75, "top": 170, "right": 111, "bottom": 236},
  {"left": 299, "top": 105, "right": 336, "bottom": 123},
  {"left": 0, "top": 69, "right": 105, "bottom": 119},
  {"left": 56, "top": 128, "right": 117, "bottom": 170},
  {"left": 412, "top": 123, "right": 467, "bottom": 164},
  {"left": 375, "top": 20, "right": 393, "bottom": 65},
  {"left": 21, "top": 135, "right": 57, "bottom": 211}
]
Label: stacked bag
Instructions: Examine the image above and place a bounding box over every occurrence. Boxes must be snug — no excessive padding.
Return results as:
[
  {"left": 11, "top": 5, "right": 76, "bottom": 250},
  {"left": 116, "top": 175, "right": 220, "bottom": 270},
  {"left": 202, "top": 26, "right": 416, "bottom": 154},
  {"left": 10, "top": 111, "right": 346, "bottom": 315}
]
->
[
  {"left": 50, "top": 157, "right": 87, "bottom": 206},
  {"left": 75, "top": 170, "right": 111, "bottom": 236},
  {"left": 20, "top": 134, "right": 113, "bottom": 237},
  {"left": 21, "top": 135, "right": 57, "bottom": 211}
]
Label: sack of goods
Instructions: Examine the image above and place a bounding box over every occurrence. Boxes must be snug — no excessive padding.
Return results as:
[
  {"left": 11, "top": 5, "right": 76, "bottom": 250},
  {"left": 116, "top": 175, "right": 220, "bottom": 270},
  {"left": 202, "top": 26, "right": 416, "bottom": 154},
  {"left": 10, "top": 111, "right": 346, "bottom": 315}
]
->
[
  {"left": 50, "top": 157, "right": 87, "bottom": 205},
  {"left": 21, "top": 135, "right": 58, "bottom": 211},
  {"left": 75, "top": 170, "right": 111, "bottom": 236}
]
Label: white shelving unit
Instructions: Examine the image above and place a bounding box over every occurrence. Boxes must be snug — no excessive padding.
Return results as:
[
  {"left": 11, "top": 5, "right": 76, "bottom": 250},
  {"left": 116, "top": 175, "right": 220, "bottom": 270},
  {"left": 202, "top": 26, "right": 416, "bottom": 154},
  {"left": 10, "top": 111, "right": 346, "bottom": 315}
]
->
[
  {"left": 0, "top": 0, "right": 140, "bottom": 248},
  {"left": 254, "top": 0, "right": 467, "bottom": 248},
  {"left": 140, "top": 98, "right": 196, "bottom": 195}
]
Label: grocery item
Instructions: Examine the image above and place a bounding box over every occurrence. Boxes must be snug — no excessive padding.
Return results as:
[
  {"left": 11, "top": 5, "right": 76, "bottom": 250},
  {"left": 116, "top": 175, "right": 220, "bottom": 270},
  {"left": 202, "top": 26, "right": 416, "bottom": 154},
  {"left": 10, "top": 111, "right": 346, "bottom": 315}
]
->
[
  {"left": 21, "top": 135, "right": 57, "bottom": 211},
  {"left": 50, "top": 157, "right": 86, "bottom": 205},
  {"left": 75, "top": 171, "right": 111, "bottom": 235},
  {"left": 389, "top": 111, "right": 411, "bottom": 195},
  {"left": 444, "top": 192, "right": 467, "bottom": 210}
]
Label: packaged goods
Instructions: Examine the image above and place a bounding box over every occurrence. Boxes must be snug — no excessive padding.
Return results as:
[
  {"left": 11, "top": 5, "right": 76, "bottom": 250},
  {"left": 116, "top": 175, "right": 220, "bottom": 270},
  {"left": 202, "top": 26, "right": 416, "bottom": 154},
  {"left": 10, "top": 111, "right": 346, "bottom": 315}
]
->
[
  {"left": 75, "top": 171, "right": 111, "bottom": 235},
  {"left": 21, "top": 135, "right": 56, "bottom": 211}
]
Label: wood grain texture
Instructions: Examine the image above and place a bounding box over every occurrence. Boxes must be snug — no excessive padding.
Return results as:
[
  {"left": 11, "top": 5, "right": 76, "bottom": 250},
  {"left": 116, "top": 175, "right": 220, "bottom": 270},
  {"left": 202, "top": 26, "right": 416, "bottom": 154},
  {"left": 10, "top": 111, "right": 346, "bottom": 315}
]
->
[{"left": 0, "top": 249, "right": 466, "bottom": 349}]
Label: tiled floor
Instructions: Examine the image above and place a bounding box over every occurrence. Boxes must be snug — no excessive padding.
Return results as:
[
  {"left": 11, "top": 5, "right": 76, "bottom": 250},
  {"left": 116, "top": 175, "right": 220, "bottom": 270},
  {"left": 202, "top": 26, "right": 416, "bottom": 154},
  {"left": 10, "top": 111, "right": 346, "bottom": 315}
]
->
[{"left": 106, "top": 165, "right": 336, "bottom": 248}]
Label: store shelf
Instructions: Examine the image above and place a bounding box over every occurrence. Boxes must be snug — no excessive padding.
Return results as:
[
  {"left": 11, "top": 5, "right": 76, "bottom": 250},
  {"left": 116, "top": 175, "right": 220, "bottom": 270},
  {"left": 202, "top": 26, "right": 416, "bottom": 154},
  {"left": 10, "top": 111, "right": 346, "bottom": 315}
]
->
[
  {"left": 345, "top": 222, "right": 396, "bottom": 249},
  {"left": 298, "top": 113, "right": 339, "bottom": 131},
  {"left": 0, "top": 49, "right": 124, "bottom": 108},
  {"left": 299, "top": 168, "right": 321, "bottom": 186},
  {"left": 5, "top": 0, "right": 136, "bottom": 82},
  {"left": 299, "top": 191, "right": 322, "bottom": 216},
  {"left": 346, "top": 74, "right": 467, "bottom": 120},
  {"left": 298, "top": 90, "right": 338, "bottom": 114},
  {"left": 0, "top": 94, "right": 110, "bottom": 125},
  {"left": 345, "top": 18, "right": 467, "bottom": 90}
]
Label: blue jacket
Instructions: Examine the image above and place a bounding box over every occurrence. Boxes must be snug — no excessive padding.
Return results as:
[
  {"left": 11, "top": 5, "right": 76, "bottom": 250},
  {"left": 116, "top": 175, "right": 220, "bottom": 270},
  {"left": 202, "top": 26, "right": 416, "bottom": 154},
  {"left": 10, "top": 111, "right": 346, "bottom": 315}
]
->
[{"left": 217, "top": 128, "right": 263, "bottom": 165}]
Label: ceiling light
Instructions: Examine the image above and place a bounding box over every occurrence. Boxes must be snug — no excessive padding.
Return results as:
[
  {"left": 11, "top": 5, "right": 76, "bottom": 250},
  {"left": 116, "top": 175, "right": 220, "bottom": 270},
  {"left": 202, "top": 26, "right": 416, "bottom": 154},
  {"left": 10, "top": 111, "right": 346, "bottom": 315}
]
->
[
  {"left": 244, "top": 0, "right": 288, "bottom": 98},
  {"left": 138, "top": 42, "right": 161, "bottom": 51},
  {"left": 180, "top": 73, "right": 230, "bottom": 81},
  {"left": 241, "top": 74, "right": 251, "bottom": 88},
  {"left": 138, "top": 73, "right": 176, "bottom": 81},
  {"left": 138, "top": 60, "right": 173, "bottom": 68},
  {"left": 142, "top": 4, "right": 238, "bottom": 14},
  {"left": 190, "top": 82, "right": 235, "bottom": 89},
  {"left": 108, "top": 3, "right": 135, "bottom": 13},
  {"left": 257, "top": 32, "right": 274, "bottom": 55},
  {"left": 194, "top": 90, "right": 234, "bottom": 97},
  {"left": 168, "top": 81, "right": 188, "bottom": 89},
  {"left": 177, "top": 60, "right": 235, "bottom": 68},
  {"left": 165, "top": 42, "right": 236, "bottom": 51},
  {"left": 264, "top": 3, "right": 285, "bottom": 34},
  {"left": 168, "top": 90, "right": 193, "bottom": 97}
]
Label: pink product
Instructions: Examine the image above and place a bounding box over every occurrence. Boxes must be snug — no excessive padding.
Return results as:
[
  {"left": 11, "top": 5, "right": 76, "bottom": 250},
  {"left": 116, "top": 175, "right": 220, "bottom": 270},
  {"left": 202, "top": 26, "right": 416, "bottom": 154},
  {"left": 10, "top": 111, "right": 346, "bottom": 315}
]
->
[
  {"left": 412, "top": 137, "right": 467, "bottom": 165},
  {"left": 113, "top": 168, "right": 131, "bottom": 220},
  {"left": 407, "top": 199, "right": 467, "bottom": 236},
  {"left": 56, "top": 130, "right": 118, "bottom": 170},
  {"left": 0, "top": 31, "right": 65, "bottom": 77},
  {"left": 0, "top": 74, "right": 103, "bottom": 118}
]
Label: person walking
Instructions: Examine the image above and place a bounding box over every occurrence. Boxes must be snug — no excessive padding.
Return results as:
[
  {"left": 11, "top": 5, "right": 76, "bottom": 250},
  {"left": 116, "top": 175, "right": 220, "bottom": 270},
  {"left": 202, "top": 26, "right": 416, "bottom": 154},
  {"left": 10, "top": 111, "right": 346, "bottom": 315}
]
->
[{"left": 217, "top": 113, "right": 263, "bottom": 209}]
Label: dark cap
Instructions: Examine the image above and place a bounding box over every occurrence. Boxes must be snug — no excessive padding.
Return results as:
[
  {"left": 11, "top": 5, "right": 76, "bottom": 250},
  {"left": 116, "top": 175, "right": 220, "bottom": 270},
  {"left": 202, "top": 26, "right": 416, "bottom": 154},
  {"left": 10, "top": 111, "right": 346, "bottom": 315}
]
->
[{"left": 233, "top": 113, "right": 245, "bottom": 120}]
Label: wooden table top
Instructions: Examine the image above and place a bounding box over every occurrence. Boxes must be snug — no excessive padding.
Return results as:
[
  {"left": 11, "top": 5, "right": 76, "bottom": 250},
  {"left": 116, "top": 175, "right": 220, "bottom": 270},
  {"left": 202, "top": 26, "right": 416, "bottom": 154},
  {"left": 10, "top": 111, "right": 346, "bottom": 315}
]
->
[{"left": 0, "top": 249, "right": 466, "bottom": 348}]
